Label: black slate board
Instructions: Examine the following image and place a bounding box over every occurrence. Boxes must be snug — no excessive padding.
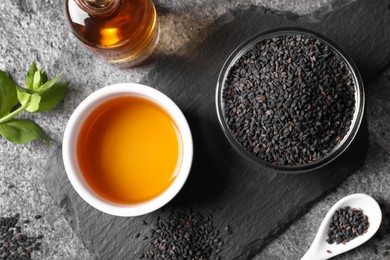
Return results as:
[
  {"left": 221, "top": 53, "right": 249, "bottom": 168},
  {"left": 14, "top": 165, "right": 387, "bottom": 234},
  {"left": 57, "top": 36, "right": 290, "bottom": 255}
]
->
[{"left": 45, "top": 0, "right": 390, "bottom": 259}]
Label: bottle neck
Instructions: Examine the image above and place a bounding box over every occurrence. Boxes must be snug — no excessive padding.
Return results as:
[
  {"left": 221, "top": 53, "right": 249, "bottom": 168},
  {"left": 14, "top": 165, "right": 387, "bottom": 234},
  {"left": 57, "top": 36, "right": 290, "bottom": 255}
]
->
[{"left": 75, "top": 0, "right": 121, "bottom": 17}]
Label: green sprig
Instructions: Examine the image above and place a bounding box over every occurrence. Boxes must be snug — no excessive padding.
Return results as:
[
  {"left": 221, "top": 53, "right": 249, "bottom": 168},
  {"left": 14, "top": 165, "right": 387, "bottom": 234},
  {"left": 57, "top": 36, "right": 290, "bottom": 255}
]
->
[{"left": 0, "top": 62, "right": 68, "bottom": 144}]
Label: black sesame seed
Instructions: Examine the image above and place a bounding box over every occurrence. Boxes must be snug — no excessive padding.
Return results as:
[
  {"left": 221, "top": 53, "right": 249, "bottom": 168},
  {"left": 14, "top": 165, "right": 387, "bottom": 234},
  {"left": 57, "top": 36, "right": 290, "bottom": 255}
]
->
[
  {"left": 143, "top": 209, "right": 224, "bottom": 259},
  {"left": 326, "top": 206, "right": 369, "bottom": 244},
  {"left": 222, "top": 34, "right": 355, "bottom": 166},
  {"left": 0, "top": 213, "right": 44, "bottom": 260}
]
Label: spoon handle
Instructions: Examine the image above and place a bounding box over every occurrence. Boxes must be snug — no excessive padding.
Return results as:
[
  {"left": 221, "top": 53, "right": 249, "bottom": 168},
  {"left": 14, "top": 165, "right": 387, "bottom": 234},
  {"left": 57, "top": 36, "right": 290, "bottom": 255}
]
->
[{"left": 301, "top": 247, "right": 328, "bottom": 260}]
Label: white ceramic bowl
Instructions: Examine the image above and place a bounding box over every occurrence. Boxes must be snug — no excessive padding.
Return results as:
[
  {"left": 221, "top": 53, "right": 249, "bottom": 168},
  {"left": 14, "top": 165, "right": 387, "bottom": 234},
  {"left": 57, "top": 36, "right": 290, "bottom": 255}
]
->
[{"left": 62, "top": 83, "right": 193, "bottom": 217}]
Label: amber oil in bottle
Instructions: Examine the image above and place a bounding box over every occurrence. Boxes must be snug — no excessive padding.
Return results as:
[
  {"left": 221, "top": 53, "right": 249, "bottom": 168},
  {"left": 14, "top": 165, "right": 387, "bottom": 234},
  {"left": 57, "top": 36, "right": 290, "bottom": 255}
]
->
[{"left": 65, "top": 0, "right": 159, "bottom": 66}]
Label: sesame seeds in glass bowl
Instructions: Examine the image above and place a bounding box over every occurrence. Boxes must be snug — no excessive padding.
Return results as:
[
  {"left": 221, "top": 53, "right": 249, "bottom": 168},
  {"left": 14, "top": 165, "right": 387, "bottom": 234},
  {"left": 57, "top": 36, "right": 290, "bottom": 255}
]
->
[{"left": 216, "top": 28, "right": 364, "bottom": 173}]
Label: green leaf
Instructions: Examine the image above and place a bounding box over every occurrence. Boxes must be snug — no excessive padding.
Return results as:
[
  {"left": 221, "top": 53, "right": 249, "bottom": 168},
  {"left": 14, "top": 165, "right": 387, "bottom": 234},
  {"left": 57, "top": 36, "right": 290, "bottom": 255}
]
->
[
  {"left": 26, "top": 62, "right": 38, "bottom": 90},
  {"left": 38, "top": 74, "right": 62, "bottom": 93},
  {"left": 16, "top": 86, "right": 42, "bottom": 113},
  {"left": 35, "top": 82, "right": 68, "bottom": 112},
  {"left": 41, "top": 71, "right": 48, "bottom": 84},
  {"left": 0, "top": 119, "right": 49, "bottom": 144},
  {"left": 0, "top": 71, "right": 18, "bottom": 118},
  {"left": 32, "top": 70, "right": 42, "bottom": 91},
  {"left": 25, "top": 93, "right": 42, "bottom": 112}
]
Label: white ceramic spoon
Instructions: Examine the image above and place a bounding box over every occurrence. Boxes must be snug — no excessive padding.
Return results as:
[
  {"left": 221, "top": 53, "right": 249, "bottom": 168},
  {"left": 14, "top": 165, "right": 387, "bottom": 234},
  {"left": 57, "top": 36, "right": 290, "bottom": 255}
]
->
[{"left": 301, "top": 193, "right": 382, "bottom": 260}]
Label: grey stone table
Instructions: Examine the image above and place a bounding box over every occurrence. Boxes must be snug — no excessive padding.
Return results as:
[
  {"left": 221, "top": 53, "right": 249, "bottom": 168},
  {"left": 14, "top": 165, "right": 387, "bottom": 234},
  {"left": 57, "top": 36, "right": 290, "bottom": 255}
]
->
[{"left": 1, "top": 0, "right": 390, "bottom": 259}]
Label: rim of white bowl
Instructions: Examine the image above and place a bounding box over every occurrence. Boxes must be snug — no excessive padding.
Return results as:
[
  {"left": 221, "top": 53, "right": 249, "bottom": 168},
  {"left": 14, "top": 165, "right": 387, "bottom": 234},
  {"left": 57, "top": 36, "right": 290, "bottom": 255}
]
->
[{"left": 62, "top": 83, "right": 193, "bottom": 217}]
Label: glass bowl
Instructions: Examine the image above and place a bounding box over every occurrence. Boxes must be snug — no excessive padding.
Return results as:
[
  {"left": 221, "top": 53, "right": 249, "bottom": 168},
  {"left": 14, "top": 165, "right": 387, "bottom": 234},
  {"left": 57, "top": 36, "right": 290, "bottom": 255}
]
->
[{"left": 215, "top": 27, "right": 364, "bottom": 174}]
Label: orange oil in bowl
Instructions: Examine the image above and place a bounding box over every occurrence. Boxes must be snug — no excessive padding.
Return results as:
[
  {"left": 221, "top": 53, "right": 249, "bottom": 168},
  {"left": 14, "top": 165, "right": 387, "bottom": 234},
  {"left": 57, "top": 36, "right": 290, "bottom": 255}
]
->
[{"left": 77, "top": 96, "right": 182, "bottom": 204}]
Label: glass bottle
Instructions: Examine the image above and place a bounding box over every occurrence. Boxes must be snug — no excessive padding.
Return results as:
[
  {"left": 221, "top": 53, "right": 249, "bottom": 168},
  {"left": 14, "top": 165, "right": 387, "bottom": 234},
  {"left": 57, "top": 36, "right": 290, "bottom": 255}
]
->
[{"left": 64, "top": 0, "right": 159, "bottom": 67}]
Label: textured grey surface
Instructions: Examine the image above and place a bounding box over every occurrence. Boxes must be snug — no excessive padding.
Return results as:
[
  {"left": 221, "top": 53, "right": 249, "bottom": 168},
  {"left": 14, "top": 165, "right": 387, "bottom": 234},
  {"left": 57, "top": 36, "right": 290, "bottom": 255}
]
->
[{"left": 1, "top": 0, "right": 390, "bottom": 259}]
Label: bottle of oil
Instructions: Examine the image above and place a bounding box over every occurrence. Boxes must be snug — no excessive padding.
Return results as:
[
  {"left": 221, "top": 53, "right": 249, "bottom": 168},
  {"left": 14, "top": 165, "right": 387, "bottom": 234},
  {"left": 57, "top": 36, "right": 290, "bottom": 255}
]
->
[{"left": 64, "top": 0, "right": 159, "bottom": 67}]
